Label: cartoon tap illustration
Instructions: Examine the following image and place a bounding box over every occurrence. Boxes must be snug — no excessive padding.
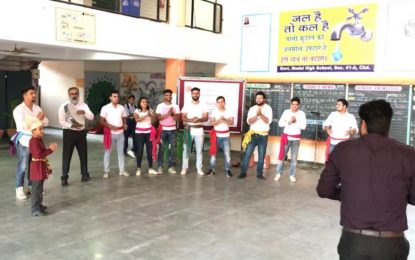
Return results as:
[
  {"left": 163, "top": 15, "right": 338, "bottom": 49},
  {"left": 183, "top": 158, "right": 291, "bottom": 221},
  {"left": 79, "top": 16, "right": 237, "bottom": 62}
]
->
[{"left": 330, "top": 7, "right": 373, "bottom": 42}]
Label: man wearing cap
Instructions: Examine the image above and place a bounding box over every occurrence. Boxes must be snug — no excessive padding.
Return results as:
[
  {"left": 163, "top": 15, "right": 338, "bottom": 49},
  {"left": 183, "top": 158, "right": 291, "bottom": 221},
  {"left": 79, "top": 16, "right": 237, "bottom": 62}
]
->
[
  {"left": 58, "top": 87, "right": 94, "bottom": 186},
  {"left": 12, "top": 86, "right": 49, "bottom": 200}
]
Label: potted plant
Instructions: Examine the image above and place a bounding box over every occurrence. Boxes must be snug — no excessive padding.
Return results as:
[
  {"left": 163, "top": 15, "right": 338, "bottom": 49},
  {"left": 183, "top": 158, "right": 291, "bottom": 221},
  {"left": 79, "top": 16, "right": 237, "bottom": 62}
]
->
[{"left": 5, "top": 99, "right": 20, "bottom": 137}]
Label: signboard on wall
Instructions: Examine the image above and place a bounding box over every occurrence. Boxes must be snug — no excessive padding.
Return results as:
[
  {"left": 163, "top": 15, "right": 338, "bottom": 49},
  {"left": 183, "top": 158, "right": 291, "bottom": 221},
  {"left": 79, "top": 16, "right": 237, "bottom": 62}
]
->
[
  {"left": 178, "top": 77, "right": 245, "bottom": 133},
  {"left": 277, "top": 4, "right": 377, "bottom": 72},
  {"left": 240, "top": 13, "right": 272, "bottom": 72},
  {"left": 56, "top": 7, "right": 96, "bottom": 44}
]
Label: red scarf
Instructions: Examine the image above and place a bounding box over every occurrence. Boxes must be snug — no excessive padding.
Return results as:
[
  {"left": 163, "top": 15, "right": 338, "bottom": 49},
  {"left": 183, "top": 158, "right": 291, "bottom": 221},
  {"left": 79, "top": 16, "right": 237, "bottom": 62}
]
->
[
  {"left": 209, "top": 129, "right": 230, "bottom": 156},
  {"left": 278, "top": 133, "right": 301, "bottom": 160},
  {"left": 103, "top": 127, "right": 111, "bottom": 151}
]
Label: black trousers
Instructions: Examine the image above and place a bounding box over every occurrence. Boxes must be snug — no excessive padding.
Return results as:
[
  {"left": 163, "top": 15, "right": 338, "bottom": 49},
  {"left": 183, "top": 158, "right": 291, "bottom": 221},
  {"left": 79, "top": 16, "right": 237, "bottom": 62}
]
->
[
  {"left": 135, "top": 133, "right": 152, "bottom": 168},
  {"left": 338, "top": 230, "right": 410, "bottom": 260},
  {"left": 124, "top": 118, "right": 137, "bottom": 154},
  {"left": 31, "top": 180, "right": 44, "bottom": 213},
  {"left": 62, "top": 129, "right": 88, "bottom": 180}
]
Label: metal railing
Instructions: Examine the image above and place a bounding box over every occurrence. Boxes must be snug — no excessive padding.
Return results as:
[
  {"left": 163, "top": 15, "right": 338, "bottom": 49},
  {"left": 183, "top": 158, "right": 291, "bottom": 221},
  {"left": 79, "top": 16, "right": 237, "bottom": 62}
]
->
[
  {"left": 53, "top": 0, "right": 169, "bottom": 22},
  {"left": 186, "top": 0, "right": 222, "bottom": 33}
]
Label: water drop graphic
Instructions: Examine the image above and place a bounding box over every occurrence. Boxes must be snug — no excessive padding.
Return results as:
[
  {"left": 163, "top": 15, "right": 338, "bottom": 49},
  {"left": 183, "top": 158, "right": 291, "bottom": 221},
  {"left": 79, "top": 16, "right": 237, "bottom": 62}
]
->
[{"left": 332, "top": 43, "right": 342, "bottom": 62}]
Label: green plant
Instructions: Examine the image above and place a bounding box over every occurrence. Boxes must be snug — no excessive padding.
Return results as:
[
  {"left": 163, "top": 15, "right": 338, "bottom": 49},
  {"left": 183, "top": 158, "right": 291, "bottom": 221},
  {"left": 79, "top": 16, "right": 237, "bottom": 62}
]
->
[
  {"left": 0, "top": 99, "right": 20, "bottom": 129},
  {"left": 86, "top": 80, "right": 116, "bottom": 115}
]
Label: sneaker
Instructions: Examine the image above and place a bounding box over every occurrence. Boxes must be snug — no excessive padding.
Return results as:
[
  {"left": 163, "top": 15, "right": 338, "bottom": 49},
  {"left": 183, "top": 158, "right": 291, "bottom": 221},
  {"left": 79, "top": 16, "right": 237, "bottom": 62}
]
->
[
  {"left": 127, "top": 150, "right": 136, "bottom": 159},
  {"left": 289, "top": 176, "right": 297, "bottom": 183},
  {"left": 168, "top": 167, "right": 177, "bottom": 174},
  {"left": 25, "top": 187, "right": 31, "bottom": 195},
  {"left": 149, "top": 168, "right": 158, "bottom": 175},
  {"left": 257, "top": 175, "right": 266, "bottom": 180},
  {"left": 40, "top": 204, "right": 48, "bottom": 212},
  {"left": 227, "top": 170, "right": 233, "bottom": 177},
  {"left": 136, "top": 168, "right": 142, "bottom": 176},
  {"left": 16, "top": 187, "right": 27, "bottom": 200},
  {"left": 181, "top": 169, "right": 187, "bottom": 175},
  {"left": 103, "top": 172, "right": 110, "bottom": 179},
  {"left": 197, "top": 169, "right": 204, "bottom": 176},
  {"left": 157, "top": 167, "right": 163, "bottom": 175},
  {"left": 119, "top": 170, "right": 130, "bottom": 177},
  {"left": 237, "top": 173, "right": 247, "bottom": 179},
  {"left": 205, "top": 169, "right": 215, "bottom": 176},
  {"left": 274, "top": 173, "right": 281, "bottom": 182},
  {"left": 31, "top": 211, "right": 47, "bottom": 217}
]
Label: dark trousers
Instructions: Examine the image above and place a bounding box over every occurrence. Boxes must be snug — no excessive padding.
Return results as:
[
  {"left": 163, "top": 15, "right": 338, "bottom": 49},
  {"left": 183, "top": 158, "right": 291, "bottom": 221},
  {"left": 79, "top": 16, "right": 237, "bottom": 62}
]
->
[
  {"left": 124, "top": 118, "right": 137, "bottom": 154},
  {"left": 62, "top": 129, "right": 88, "bottom": 180},
  {"left": 157, "top": 130, "right": 177, "bottom": 168},
  {"left": 31, "top": 180, "right": 44, "bottom": 213},
  {"left": 338, "top": 230, "right": 410, "bottom": 260},
  {"left": 135, "top": 133, "right": 152, "bottom": 168}
]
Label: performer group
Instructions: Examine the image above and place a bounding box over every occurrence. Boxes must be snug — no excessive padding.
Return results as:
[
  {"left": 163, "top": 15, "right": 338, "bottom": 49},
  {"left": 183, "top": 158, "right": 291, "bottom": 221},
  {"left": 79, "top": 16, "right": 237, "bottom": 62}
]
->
[{"left": 11, "top": 86, "right": 358, "bottom": 216}]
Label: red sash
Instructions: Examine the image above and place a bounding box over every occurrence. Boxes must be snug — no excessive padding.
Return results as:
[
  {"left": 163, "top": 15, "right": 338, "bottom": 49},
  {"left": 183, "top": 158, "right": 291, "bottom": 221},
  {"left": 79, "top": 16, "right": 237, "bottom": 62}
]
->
[
  {"left": 209, "top": 129, "right": 230, "bottom": 156},
  {"left": 278, "top": 133, "right": 301, "bottom": 160},
  {"left": 103, "top": 127, "right": 111, "bottom": 151}
]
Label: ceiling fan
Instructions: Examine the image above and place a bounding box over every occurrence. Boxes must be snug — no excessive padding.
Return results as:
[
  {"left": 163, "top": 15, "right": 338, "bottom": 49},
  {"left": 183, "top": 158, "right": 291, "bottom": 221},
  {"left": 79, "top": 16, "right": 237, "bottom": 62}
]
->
[{"left": 0, "top": 44, "right": 39, "bottom": 55}]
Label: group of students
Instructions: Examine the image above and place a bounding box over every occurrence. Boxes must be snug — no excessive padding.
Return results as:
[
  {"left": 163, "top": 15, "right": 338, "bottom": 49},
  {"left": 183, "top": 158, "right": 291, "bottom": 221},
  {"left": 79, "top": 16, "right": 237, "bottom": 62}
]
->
[{"left": 11, "top": 85, "right": 359, "bottom": 216}]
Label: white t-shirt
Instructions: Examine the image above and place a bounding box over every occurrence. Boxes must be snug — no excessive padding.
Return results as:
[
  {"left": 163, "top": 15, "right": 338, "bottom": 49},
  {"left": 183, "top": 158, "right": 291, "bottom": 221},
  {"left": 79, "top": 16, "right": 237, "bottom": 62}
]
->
[
  {"left": 246, "top": 104, "right": 273, "bottom": 133},
  {"left": 134, "top": 109, "right": 153, "bottom": 134},
  {"left": 278, "top": 109, "right": 307, "bottom": 140},
  {"left": 156, "top": 102, "right": 180, "bottom": 131},
  {"left": 100, "top": 103, "right": 126, "bottom": 134},
  {"left": 181, "top": 101, "right": 209, "bottom": 136},
  {"left": 13, "top": 102, "right": 49, "bottom": 147},
  {"left": 211, "top": 108, "right": 233, "bottom": 138},
  {"left": 323, "top": 111, "right": 358, "bottom": 145}
]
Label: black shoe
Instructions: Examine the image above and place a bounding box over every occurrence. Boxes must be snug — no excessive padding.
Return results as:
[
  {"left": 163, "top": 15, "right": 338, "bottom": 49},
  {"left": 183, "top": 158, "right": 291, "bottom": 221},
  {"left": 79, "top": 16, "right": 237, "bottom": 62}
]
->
[
  {"left": 61, "top": 179, "right": 68, "bottom": 186},
  {"left": 205, "top": 169, "right": 215, "bottom": 176},
  {"left": 81, "top": 175, "right": 91, "bottom": 182},
  {"left": 227, "top": 170, "right": 233, "bottom": 177},
  {"left": 40, "top": 204, "right": 48, "bottom": 212},
  {"left": 237, "top": 174, "right": 247, "bottom": 179},
  {"left": 257, "top": 175, "right": 266, "bottom": 180},
  {"left": 31, "top": 211, "right": 47, "bottom": 217}
]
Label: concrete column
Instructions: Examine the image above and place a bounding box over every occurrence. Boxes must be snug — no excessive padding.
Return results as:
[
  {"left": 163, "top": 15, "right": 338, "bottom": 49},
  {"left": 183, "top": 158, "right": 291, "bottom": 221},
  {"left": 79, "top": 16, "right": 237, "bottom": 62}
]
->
[
  {"left": 168, "top": 0, "right": 186, "bottom": 27},
  {"left": 165, "top": 59, "right": 185, "bottom": 93}
]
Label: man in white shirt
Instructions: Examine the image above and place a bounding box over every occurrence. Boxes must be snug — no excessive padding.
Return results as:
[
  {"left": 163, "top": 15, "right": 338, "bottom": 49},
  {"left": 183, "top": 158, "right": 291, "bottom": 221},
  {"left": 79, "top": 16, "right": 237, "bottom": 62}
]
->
[
  {"left": 123, "top": 95, "right": 137, "bottom": 158},
  {"left": 206, "top": 96, "right": 234, "bottom": 177},
  {"left": 156, "top": 89, "right": 180, "bottom": 174},
  {"left": 58, "top": 87, "right": 94, "bottom": 186},
  {"left": 323, "top": 98, "right": 358, "bottom": 160},
  {"left": 238, "top": 91, "right": 273, "bottom": 179},
  {"left": 181, "top": 87, "right": 209, "bottom": 175},
  {"left": 12, "top": 86, "right": 49, "bottom": 200},
  {"left": 100, "top": 90, "right": 129, "bottom": 178},
  {"left": 275, "top": 97, "right": 306, "bottom": 183}
]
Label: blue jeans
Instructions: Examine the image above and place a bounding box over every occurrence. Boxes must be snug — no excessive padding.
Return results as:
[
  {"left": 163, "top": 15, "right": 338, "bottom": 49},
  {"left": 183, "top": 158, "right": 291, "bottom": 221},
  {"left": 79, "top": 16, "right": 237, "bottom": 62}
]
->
[
  {"left": 241, "top": 134, "right": 268, "bottom": 176},
  {"left": 182, "top": 134, "right": 204, "bottom": 170},
  {"left": 157, "top": 130, "right": 177, "bottom": 168},
  {"left": 16, "top": 142, "right": 30, "bottom": 187},
  {"left": 209, "top": 136, "right": 231, "bottom": 171},
  {"left": 277, "top": 140, "right": 300, "bottom": 177}
]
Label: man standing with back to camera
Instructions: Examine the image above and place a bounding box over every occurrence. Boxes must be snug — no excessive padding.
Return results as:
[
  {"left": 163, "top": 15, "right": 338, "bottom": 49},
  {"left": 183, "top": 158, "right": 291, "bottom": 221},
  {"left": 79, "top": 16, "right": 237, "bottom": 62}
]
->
[{"left": 317, "top": 99, "right": 414, "bottom": 260}]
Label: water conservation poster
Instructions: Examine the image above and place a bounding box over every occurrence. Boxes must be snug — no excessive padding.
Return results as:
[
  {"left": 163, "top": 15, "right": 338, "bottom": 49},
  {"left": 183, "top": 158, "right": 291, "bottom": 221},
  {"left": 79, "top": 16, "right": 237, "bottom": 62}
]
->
[{"left": 277, "top": 4, "right": 377, "bottom": 72}]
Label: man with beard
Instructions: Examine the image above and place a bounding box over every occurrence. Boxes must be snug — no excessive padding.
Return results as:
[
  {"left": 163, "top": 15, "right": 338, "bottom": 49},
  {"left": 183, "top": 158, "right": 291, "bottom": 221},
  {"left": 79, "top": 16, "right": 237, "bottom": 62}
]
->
[
  {"left": 12, "top": 86, "right": 49, "bottom": 200},
  {"left": 156, "top": 89, "right": 180, "bottom": 174},
  {"left": 317, "top": 100, "right": 413, "bottom": 259},
  {"left": 181, "top": 87, "right": 209, "bottom": 175},
  {"left": 323, "top": 98, "right": 358, "bottom": 161},
  {"left": 58, "top": 87, "right": 94, "bottom": 186},
  {"left": 275, "top": 97, "right": 306, "bottom": 183},
  {"left": 238, "top": 91, "right": 273, "bottom": 179}
]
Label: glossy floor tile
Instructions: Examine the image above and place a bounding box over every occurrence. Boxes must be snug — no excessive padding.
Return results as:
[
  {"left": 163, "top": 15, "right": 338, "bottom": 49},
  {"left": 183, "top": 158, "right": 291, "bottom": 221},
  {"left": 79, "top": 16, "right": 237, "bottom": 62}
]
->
[{"left": 0, "top": 128, "right": 414, "bottom": 260}]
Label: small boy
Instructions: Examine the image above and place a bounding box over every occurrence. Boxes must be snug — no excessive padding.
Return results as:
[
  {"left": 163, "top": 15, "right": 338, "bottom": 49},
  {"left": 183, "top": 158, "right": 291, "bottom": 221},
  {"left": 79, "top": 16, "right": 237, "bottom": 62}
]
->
[{"left": 26, "top": 116, "right": 57, "bottom": 216}]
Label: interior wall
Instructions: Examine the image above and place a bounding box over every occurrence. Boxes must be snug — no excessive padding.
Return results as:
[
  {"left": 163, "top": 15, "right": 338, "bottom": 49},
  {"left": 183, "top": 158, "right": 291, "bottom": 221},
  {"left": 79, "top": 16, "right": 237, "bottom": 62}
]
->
[{"left": 39, "top": 61, "right": 85, "bottom": 128}]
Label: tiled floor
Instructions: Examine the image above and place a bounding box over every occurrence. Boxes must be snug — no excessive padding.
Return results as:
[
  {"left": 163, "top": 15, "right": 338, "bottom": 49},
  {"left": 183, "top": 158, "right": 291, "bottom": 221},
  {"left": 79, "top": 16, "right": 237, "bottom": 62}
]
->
[{"left": 0, "top": 129, "right": 414, "bottom": 259}]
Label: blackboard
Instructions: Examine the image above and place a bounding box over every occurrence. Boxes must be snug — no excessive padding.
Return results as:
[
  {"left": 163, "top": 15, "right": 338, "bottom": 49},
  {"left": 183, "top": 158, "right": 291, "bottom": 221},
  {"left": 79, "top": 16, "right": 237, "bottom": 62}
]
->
[
  {"left": 244, "top": 84, "right": 291, "bottom": 136},
  {"left": 348, "top": 84, "right": 410, "bottom": 144},
  {"left": 293, "top": 84, "right": 347, "bottom": 140}
]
